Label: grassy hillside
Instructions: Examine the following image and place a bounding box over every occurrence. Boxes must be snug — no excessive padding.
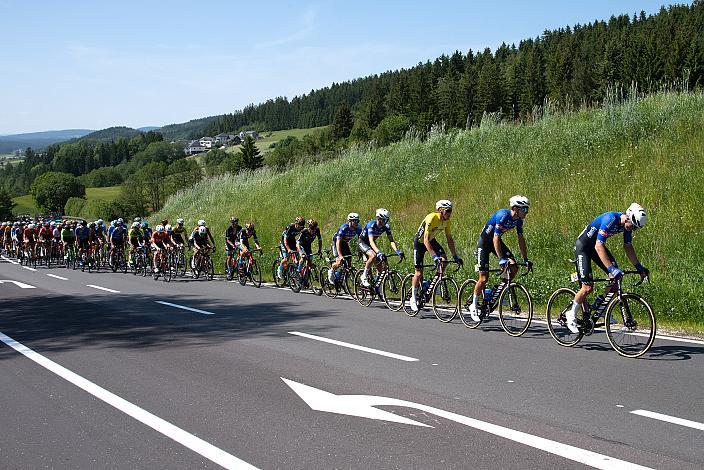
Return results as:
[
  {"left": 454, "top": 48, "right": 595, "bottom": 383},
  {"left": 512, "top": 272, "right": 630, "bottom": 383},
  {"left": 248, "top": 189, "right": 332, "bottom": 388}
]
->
[
  {"left": 156, "top": 91, "right": 704, "bottom": 330},
  {"left": 12, "top": 185, "right": 121, "bottom": 215}
]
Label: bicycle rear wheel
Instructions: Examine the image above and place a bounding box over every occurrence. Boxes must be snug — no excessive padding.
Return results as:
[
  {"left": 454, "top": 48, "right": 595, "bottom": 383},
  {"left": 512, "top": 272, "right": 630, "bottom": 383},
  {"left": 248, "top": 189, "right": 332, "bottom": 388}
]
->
[
  {"left": 605, "top": 293, "right": 656, "bottom": 358},
  {"left": 401, "top": 274, "right": 420, "bottom": 317},
  {"left": 321, "top": 266, "right": 339, "bottom": 299},
  {"left": 353, "top": 269, "right": 373, "bottom": 307},
  {"left": 383, "top": 270, "right": 403, "bottom": 311},
  {"left": 310, "top": 264, "right": 323, "bottom": 296},
  {"left": 498, "top": 282, "right": 533, "bottom": 337},
  {"left": 458, "top": 279, "right": 482, "bottom": 328},
  {"left": 546, "top": 287, "right": 583, "bottom": 347},
  {"left": 433, "top": 277, "right": 458, "bottom": 322},
  {"left": 250, "top": 259, "right": 262, "bottom": 287}
]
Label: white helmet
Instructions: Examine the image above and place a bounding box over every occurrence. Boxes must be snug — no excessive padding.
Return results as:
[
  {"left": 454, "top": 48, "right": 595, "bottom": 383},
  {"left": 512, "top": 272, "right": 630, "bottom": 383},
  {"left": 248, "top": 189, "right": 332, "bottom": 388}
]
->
[
  {"left": 347, "top": 212, "right": 360, "bottom": 221},
  {"left": 28, "top": 223, "right": 36, "bottom": 229},
  {"left": 376, "top": 208, "right": 390, "bottom": 221},
  {"left": 165, "top": 224, "right": 172, "bottom": 232},
  {"left": 156, "top": 224, "right": 164, "bottom": 233},
  {"left": 176, "top": 218, "right": 184, "bottom": 225},
  {"left": 97, "top": 219, "right": 104, "bottom": 226},
  {"left": 197, "top": 219, "right": 206, "bottom": 226},
  {"left": 134, "top": 217, "right": 141, "bottom": 222},
  {"left": 131, "top": 221, "right": 140, "bottom": 229},
  {"left": 198, "top": 226, "right": 207, "bottom": 235},
  {"left": 509, "top": 195, "right": 530, "bottom": 208},
  {"left": 626, "top": 203, "right": 646, "bottom": 229},
  {"left": 436, "top": 200, "right": 453, "bottom": 210}
]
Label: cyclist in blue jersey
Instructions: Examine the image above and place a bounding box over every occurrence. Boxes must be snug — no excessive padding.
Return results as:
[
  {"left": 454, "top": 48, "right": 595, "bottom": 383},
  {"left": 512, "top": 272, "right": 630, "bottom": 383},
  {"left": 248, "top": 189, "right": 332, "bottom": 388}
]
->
[
  {"left": 565, "top": 203, "right": 649, "bottom": 333},
  {"left": 74, "top": 221, "right": 90, "bottom": 263},
  {"left": 468, "top": 195, "right": 531, "bottom": 321},
  {"left": 327, "top": 212, "right": 362, "bottom": 285},
  {"left": 109, "top": 220, "right": 126, "bottom": 259},
  {"left": 358, "top": 208, "right": 403, "bottom": 287},
  {"left": 107, "top": 220, "right": 116, "bottom": 240}
]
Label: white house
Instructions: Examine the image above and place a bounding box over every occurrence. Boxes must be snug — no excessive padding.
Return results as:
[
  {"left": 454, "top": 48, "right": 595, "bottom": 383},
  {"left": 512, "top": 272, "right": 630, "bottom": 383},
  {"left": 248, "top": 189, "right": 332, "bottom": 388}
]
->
[
  {"left": 199, "top": 137, "right": 216, "bottom": 148},
  {"left": 184, "top": 140, "right": 207, "bottom": 155},
  {"left": 238, "top": 130, "right": 259, "bottom": 140}
]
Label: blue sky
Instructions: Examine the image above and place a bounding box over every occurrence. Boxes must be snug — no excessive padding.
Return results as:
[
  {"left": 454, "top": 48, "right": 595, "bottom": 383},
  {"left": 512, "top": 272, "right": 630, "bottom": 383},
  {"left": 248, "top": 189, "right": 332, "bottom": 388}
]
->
[{"left": 0, "top": 0, "right": 670, "bottom": 134}]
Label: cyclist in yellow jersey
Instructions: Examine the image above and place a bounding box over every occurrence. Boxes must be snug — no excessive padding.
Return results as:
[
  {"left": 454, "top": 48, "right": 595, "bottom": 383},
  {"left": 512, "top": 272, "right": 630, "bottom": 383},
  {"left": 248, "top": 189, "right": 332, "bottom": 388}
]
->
[{"left": 410, "top": 200, "right": 463, "bottom": 312}]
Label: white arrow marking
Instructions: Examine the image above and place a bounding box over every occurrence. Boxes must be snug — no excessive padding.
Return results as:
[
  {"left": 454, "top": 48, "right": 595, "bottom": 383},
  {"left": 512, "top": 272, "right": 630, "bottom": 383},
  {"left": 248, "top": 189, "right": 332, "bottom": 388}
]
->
[
  {"left": 0, "top": 279, "right": 36, "bottom": 289},
  {"left": 282, "top": 378, "right": 651, "bottom": 470}
]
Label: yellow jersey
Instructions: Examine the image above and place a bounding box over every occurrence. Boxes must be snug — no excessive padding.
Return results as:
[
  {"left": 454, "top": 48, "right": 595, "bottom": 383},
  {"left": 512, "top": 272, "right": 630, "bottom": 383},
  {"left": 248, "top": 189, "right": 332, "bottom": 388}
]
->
[{"left": 416, "top": 212, "right": 451, "bottom": 241}]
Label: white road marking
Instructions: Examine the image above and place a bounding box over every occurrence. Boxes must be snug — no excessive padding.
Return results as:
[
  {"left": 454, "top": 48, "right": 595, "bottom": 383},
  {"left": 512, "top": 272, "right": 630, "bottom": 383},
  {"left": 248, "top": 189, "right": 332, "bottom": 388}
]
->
[
  {"left": 289, "top": 331, "right": 419, "bottom": 362},
  {"left": 631, "top": 409, "right": 704, "bottom": 431},
  {"left": 1, "top": 255, "right": 20, "bottom": 265},
  {"left": 0, "top": 279, "right": 36, "bottom": 289},
  {"left": 0, "top": 332, "right": 259, "bottom": 470},
  {"left": 46, "top": 273, "right": 69, "bottom": 281},
  {"left": 155, "top": 301, "right": 215, "bottom": 315},
  {"left": 284, "top": 378, "right": 652, "bottom": 470},
  {"left": 86, "top": 284, "right": 120, "bottom": 293},
  {"left": 22, "top": 266, "right": 37, "bottom": 271}
]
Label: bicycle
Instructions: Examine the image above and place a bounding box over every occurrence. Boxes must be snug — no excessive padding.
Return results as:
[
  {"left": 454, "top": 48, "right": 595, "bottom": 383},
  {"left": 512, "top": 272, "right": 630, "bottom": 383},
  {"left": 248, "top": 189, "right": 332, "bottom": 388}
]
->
[
  {"left": 110, "top": 245, "right": 128, "bottom": 274},
  {"left": 289, "top": 252, "right": 323, "bottom": 295},
  {"left": 64, "top": 243, "right": 77, "bottom": 270},
  {"left": 271, "top": 249, "right": 298, "bottom": 287},
  {"left": 236, "top": 248, "right": 262, "bottom": 287},
  {"left": 191, "top": 247, "right": 214, "bottom": 280},
  {"left": 320, "top": 250, "right": 356, "bottom": 299},
  {"left": 457, "top": 261, "right": 534, "bottom": 336},
  {"left": 153, "top": 247, "right": 173, "bottom": 282},
  {"left": 174, "top": 244, "right": 187, "bottom": 277},
  {"left": 353, "top": 253, "right": 404, "bottom": 308},
  {"left": 401, "top": 260, "right": 460, "bottom": 321},
  {"left": 132, "top": 245, "right": 150, "bottom": 277},
  {"left": 546, "top": 261, "right": 656, "bottom": 358}
]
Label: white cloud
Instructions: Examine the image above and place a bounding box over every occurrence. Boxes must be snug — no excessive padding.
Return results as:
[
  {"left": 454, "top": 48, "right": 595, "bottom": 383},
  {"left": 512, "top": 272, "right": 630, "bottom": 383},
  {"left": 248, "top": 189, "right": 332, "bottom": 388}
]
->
[{"left": 255, "top": 6, "right": 317, "bottom": 49}]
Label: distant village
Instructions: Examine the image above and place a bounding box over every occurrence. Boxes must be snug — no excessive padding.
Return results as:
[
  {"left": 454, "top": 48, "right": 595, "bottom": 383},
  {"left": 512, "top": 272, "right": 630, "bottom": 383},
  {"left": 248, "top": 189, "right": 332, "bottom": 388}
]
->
[{"left": 183, "top": 130, "right": 259, "bottom": 156}]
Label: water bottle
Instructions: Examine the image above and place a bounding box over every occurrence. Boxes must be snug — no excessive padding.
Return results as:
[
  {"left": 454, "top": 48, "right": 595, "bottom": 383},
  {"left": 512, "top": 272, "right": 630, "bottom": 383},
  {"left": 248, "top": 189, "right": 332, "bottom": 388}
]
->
[
  {"left": 335, "top": 270, "right": 342, "bottom": 280},
  {"left": 422, "top": 280, "right": 430, "bottom": 292},
  {"left": 591, "top": 295, "right": 604, "bottom": 311},
  {"left": 484, "top": 287, "right": 492, "bottom": 300}
]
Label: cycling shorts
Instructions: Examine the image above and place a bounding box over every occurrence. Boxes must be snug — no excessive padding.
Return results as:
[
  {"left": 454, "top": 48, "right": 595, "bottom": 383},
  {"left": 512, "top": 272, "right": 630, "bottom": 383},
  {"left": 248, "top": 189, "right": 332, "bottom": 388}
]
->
[
  {"left": 331, "top": 240, "right": 352, "bottom": 260},
  {"left": 413, "top": 238, "right": 445, "bottom": 269},
  {"left": 574, "top": 235, "right": 615, "bottom": 285},
  {"left": 476, "top": 235, "right": 514, "bottom": 273}
]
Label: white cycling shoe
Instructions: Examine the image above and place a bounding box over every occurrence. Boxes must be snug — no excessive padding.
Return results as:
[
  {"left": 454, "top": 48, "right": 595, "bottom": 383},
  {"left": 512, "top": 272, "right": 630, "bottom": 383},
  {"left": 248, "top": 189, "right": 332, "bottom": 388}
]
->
[
  {"left": 409, "top": 295, "right": 419, "bottom": 312},
  {"left": 361, "top": 274, "right": 370, "bottom": 287},
  {"left": 468, "top": 305, "right": 481, "bottom": 322},
  {"left": 565, "top": 307, "right": 580, "bottom": 334}
]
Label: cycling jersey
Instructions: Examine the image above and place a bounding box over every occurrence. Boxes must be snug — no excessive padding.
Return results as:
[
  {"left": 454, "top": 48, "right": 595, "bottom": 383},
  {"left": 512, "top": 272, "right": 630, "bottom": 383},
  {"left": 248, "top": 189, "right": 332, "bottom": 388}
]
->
[
  {"left": 297, "top": 227, "right": 321, "bottom": 255},
  {"left": 128, "top": 228, "right": 144, "bottom": 240},
  {"left": 39, "top": 227, "right": 52, "bottom": 240},
  {"left": 61, "top": 228, "right": 75, "bottom": 242},
  {"left": 415, "top": 212, "right": 451, "bottom": 241},
  {"left": 333, "top": 223, "right": 362, "bottom": 243},
  {"left": 107, "top": 226, "right": 116, "bottom": 238},
  {"left": 111, "top": 226, "right": 126, "bottom": 241},
  {"left": 238, "top": 228, "right": 258, "bottom": 249},
  {"left": 225, "top": 224, "right": 242, "bottom": 244},
  {"left": 578, "top": 212, "right": 632, "bottom": 246},
  {"left": 173, "top": 225, "right": 186, "bottom": 236},
  {"left": 191, "top": 232, "right": 210, "bottom": 246},
  {"left": 480, "top": 209, "right": 524, "bottom": 239},
  {"left": 151, "top": 231, "right": 169, "bottom": 245},
  {"left": 281, "top": 223, "right": 303, "bottom": 247},
  {"left": 360, "top": 220, "right": 394, "bottom": 244},
  {"left": 23, "top": 228, "right": 38, "bottom": 242}
]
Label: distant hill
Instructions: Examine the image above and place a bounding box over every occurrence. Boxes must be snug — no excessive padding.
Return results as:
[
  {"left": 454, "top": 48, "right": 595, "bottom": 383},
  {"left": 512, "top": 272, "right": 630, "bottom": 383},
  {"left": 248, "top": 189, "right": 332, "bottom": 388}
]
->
[
  {"left": 159, "top": 116, "right": 220, "bottom": 141},
  {"left": 0, "top": 129, "right": 94, "bottom": 153},
  {"left": 80, "top": 126, "right": 144, "bottom": 142},
  {"left": 138, "top": 126, "right": 160, "bottom": 132}
]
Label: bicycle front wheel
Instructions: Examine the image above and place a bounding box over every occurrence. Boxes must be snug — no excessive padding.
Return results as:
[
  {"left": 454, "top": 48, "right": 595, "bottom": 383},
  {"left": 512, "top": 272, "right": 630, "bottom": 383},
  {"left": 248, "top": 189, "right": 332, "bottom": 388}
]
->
[
  {"left": 546, "top": 287, "right": 583, "bottom": 347},
  {"left": 383, "top": 270, "right": 404, "bottom": 311},
  {"left": 321, "top": 266, "right": 339, "bottom": 299},
  {"left": 433, "top": 277, "right": 458, "bottom": 323},
  {"left": 498, "top": 282, "right": 533, "bottom": 337},
  {"left": 401, "top": 274, "right": 419, "bottom": 317},
  {"left": 250, "top": 259, "right": 262, "bottom": 287},
  {"left": 605, "top": 293, "right": 656, "bottom": 358},
  {"left": 310, "top": 264, "right": 323, "bottom": 296}
]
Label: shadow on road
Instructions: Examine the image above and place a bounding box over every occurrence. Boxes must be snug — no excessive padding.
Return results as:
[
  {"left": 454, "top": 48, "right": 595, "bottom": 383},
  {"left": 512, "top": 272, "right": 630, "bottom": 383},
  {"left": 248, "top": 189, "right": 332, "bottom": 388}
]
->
[{"left": 0, "top": 291, "right": 331, "bottom": 357}]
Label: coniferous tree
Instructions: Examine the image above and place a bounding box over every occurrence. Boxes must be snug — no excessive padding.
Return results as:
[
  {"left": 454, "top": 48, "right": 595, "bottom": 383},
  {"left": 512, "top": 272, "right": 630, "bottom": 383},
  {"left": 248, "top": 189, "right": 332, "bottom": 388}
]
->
[
  {"left": 332, "top": 102, "right": 354, "bottom": 139},
  {"left": 240, "top": 136, "right": 263, "bottom": 171}
]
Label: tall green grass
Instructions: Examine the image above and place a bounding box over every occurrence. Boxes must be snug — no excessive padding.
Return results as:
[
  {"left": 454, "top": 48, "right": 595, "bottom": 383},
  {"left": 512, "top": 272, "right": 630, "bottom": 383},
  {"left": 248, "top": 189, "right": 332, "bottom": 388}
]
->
[{"left": 156, "top": 91, "right": 704, "bottom": 331}]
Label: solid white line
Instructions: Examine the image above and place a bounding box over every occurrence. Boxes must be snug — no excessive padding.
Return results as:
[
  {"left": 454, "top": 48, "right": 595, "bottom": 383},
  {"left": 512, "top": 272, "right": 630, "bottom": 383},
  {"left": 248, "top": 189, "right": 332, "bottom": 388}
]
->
[
  {"left": 631, "top": 409, "right": 704, "bottom": 431},
  {"left": 86, "top": 284, "right": 120, "bottom": 293},
  {"left": 289, "top": 331, "right": 419, "bottom": 362},
  {"left": 156, "top": 301, "right": 215, "bottom": 315},
  {"left": 22, "top": 266, "right": 37, "bottom": 271},
  {"left": 0, "top": 332, "right": 258, "bottom": 470},
  {"left": 46, "top": 273, "right": 69, "bottom": 281}
]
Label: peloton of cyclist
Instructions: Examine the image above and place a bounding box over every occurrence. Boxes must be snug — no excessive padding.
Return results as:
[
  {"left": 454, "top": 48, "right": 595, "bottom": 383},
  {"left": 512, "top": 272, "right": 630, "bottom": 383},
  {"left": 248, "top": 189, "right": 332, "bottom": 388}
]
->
[
  {"left": 327, "top": 212, "right": 363, "bottom": 285},
  {"left": 410, "top": 200, "right": 463, "bottom": 312},
  {"left": 565, "top": 203, "right": 649, "bottom": 333},
  {"left": 278, "top": 216, "right": 305, "bottom": 279},
  {"left": 358, "top": 208, "right": 403, "bottom": 287},
  {"left": 468, "top": 195, "right": 532, "bottom": 321}
]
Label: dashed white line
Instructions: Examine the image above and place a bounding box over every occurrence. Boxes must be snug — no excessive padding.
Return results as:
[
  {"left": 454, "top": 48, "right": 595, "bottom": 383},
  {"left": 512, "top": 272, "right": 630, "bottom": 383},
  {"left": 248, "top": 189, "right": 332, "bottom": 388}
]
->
[
  {"left": 22, "top": 266, "right": 37, "bottom": 271},
  {"left": 86, "top": 284, "right": 120, "bottom": 293},
  {"left": 631, "top": 409, "right": 704, "bottom": 431},
  {"left": 156, "top": 301, "right": 215, "bottom": 315},
  {"left": 1, "top": 255, "right": 20, "bottom": 265},
  {"left": 0, "top": 331, "right": 259, "bottom": 470},
  {"left": 46, "top": 273, "right": 69, "bottom": 281},
  {"left": 289, "top": 331, "right": 419, "bottom": 362}
]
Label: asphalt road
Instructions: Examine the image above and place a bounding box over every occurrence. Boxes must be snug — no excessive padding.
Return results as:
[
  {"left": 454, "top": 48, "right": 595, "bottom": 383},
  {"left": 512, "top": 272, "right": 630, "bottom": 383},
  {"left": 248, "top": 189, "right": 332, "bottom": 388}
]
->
[{"left": 1, "top": 256, "right": 703, "bottom": 469}]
